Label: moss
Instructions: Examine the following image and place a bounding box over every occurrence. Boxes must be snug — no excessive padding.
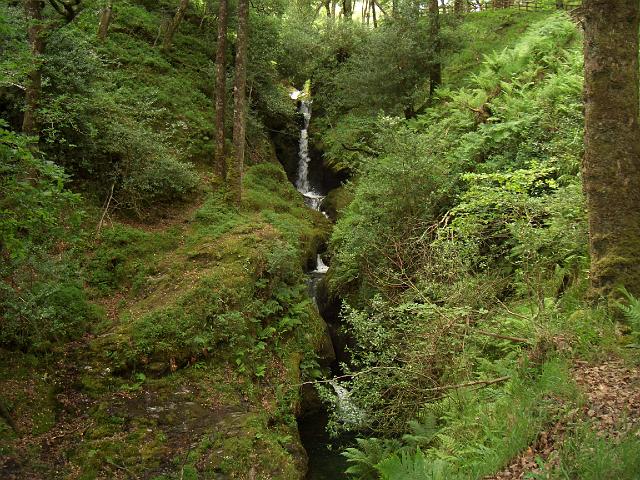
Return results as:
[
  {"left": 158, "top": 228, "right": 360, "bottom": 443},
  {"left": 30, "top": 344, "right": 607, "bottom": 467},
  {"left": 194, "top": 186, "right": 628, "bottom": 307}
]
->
[{"left": 321, "top": 185, "right": 354, "bottom": 222}]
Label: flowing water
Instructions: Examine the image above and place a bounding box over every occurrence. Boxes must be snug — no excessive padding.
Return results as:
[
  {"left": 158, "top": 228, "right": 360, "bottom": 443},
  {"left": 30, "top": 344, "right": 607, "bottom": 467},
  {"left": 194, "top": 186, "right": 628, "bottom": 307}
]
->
[
  {"left": 290, "top": 90, "right": 352, "bottom": 479},
  {"left": 292, "top": 94, "right": 328, "bottom": 213}
]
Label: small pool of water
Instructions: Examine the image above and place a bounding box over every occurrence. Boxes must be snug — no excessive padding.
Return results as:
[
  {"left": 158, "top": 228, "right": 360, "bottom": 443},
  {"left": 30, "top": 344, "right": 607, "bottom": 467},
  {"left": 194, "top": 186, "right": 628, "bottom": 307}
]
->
[{"left": 298, "top": 410, "right": 352, "bottom": 479}]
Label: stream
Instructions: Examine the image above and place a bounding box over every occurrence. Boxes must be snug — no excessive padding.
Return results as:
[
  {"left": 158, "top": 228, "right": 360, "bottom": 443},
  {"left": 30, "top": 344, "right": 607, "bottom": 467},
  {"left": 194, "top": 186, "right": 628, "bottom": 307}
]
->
[{"left": 290, "top": 91, "right": 352, "bottom": 479}]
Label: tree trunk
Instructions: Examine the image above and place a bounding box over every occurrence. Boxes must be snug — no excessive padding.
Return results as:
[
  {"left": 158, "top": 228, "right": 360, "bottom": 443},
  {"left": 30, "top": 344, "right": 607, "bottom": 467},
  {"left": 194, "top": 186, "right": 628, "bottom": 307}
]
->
[
  {"left": 22, "top": 0, "right": 44, "bottom": 136},
  {"left": 97, "top": 0, "right": 113, "bottom": 41},
  {"left": 230, "top": 0, "right": 249, "bottom": 206},
  {"left": 343, "top": 0, "right": 352, "bottom": 20},
  {"left": 372, "top": 1, "right": 377, "bottom": 27},
  {"left": 582, "top": 0, "right": 640, "bottom": 299},
  {"left": 428, "top": 0, "right": 441, "bottom": 97},
  {"left": 454, "top": 0, "right": 464, "bottom": 14},
  {"left": 214, "top": 0, "right": 228, "bottom": 179},
  {"left": 162, "top": 0, "right": 189, "bottom": 52}
]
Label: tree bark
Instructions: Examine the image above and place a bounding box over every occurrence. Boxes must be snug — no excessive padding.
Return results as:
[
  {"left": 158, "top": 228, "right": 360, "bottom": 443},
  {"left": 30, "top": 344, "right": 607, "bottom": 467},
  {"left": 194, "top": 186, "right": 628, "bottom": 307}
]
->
[
  {"left": 162, "top": 0, "right": 189, "bottom": 52},
  {"left": 454, "top": 0, "right": 464, "bottom": 14},
  {"left": 22, "top": 0, "right": 44, "bottom": 136},
  {"left": 582, "top": 0, "right": 640, "bottom": 299},
  {"left": 428, "top": 0, "right": 441, "bottom": 97},
  {"left": 343, "top": 0, "right": 352, "bottom": 20},
  {"left": 97, "top": 0, "right": 113, "bottom": 41},
  {"left": 230, "top": 0, "right": 249, "bottom": 206},
  {"left": 372, "top": 0, "right": 377, "bottom": 27},
  {"left": 214, "top": 0, "right": 228, "bottom": 179}
]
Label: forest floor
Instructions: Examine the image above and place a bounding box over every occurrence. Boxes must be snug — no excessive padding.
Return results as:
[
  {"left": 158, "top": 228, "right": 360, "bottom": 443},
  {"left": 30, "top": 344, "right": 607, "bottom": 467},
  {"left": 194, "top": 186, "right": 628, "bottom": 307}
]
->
[{"left": 489, "top": 357, "right": 640, "bottom": 479}]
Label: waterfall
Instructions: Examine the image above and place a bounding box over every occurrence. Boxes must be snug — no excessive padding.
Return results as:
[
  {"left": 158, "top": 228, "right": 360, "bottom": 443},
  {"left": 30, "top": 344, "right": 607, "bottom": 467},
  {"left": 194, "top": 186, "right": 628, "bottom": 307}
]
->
[
  {"left": 296, "top": 101, "right": 312, "bottom": 194},
  {"left": 291, "top": 90, "right": 326, "bottom": 214},
  {"left": 314, "top": 254, "right": 329, "bottom": 274}
]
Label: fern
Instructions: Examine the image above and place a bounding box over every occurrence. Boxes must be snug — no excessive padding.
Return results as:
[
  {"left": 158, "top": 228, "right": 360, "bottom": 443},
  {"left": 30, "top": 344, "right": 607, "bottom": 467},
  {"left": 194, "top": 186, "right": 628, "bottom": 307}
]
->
[
  {"left": 401, "top": 417, "right": 439, "bottom": 449},
  {"left": 616, "top": 287, "right": 640, "bottom": 347},
  {"left": 376, "top": 449, "right": 454, "bottom": 480},
  {"left": 343, "top": 437, "right": 402, "bottom": 480}
]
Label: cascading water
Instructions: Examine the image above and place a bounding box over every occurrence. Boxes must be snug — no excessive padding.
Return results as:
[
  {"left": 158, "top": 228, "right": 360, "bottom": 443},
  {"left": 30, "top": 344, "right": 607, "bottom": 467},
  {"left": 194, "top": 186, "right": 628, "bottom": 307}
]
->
[
  {"left": 291, "top": 91, "right": 327, "bottom": 213},
  {"left": 290, "top": 89, "right": 358, "bottom": 479},
  {"left": 296, "top": 101, "right": 312, "bottom": 194}
]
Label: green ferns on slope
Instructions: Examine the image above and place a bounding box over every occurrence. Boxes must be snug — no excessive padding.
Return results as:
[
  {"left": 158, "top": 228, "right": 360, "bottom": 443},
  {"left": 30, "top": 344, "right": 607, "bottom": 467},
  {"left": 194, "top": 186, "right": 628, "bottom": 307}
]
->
[{"left": 322, "top": 13, "right": 637, "bottom": 480}]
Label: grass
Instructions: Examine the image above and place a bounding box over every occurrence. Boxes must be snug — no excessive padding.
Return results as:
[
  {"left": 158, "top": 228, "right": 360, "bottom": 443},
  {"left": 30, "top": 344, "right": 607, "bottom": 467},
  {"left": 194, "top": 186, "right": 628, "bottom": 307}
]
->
[
  {"left": 420, "top": 358, "right": 581, "bottom": 478},
  {"left": 552, "top": 423, "right": 640, "bottom": 479}
]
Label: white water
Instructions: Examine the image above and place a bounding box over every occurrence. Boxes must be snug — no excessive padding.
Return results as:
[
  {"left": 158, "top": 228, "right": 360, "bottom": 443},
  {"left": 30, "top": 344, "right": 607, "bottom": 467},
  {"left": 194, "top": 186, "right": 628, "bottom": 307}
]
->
[
  {"left": 292, "top": 91, "right": 327, "bottom": 214},
  {"left": 330, "top": 380, "right": 365, "bottom": 427},
  {"left": 293, "top": 89, "right": 362, "bottom": 429},
  {"left": 314, "top": 254, "right": 329, "bottom": 274}
]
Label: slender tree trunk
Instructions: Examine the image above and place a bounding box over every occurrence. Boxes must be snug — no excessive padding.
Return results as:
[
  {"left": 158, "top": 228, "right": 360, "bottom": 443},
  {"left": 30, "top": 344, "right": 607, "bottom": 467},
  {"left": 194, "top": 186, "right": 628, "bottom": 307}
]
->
[
  {"left": 97, "top": 0, "right": 113, "bottom": 41},
  {"left": 392, "top": 0, "right": 397, "bottom": 17},
  {"left": 230, "top": 0, "right": 249, "bottom": 206},
  {"left": 162, "top": 0, "right": 189, "bottom": 52},
  {"left": 372, "top": 1, "right": 377, "bottom": 27},
  {"left": 22, "top": 0, "right": 44, "bottom": 136},
  {"left": 214, "top": 0, "right": 228, "bottom": 179},
  {"left": 454, "top": 0, "right": 464, "bottom": 14},
  {"left": 582, "top": 0, "right": 640, "bottom": 299},
  {"left": 428, "top": 0, "right": 441, "bottom": 97}
]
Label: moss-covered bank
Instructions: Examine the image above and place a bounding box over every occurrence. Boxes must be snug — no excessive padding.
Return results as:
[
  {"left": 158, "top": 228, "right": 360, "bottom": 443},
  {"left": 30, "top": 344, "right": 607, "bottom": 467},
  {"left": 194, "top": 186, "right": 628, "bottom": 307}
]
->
[{"left": 0, "top": 160, "right": 332, "bottom": 479}]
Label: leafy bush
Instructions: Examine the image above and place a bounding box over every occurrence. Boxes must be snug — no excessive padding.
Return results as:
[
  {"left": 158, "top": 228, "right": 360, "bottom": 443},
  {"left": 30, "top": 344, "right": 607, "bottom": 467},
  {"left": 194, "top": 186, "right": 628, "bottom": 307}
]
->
[{"left": 0, "top": 123, "right": 99, "bottom": 349}]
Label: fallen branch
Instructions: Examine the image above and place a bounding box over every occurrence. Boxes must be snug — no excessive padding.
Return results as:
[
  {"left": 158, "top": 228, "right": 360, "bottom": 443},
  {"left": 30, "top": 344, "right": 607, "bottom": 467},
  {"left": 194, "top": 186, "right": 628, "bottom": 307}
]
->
[
  {"left": 298, "top": 365, "right": 435, "bottom": 387},
  {"left": 96, "top": 182, "right": 115, "bottom": 235}
]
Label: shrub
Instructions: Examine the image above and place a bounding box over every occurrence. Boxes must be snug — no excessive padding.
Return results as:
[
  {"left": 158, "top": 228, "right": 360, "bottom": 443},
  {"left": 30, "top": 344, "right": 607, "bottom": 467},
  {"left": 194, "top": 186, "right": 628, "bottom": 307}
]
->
[{"left": 0, "top": 123, "right": 99, "bottom": 350}]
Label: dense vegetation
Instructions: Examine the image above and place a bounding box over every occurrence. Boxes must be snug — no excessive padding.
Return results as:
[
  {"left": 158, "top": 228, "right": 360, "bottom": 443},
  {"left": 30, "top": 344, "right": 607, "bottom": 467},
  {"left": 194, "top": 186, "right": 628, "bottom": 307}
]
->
[{"left": 1, "top": 0, "right": 640, "bottom": 479}]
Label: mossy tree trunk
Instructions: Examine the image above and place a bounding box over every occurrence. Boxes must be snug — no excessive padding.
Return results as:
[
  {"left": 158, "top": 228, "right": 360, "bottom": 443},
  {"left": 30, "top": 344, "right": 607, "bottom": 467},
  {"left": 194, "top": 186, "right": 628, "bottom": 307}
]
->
[
  {"left": 428, "top": 0, "right": 441, "bottom": 97},
  {"left": 22, "top": 0, "right": 44, "bottom": 136},
  {"left": 97, "top": 0, "right": 113, "bottom": 41},
  {"left": 214, "top": 0, "right": 228, "bottom": 179},
  {"left": 582, "top": 0, "right": 640, "bottom": 299},
  {"left": 230, "top": 0, "right": 249, "bottom": 206},
  {"left": 162, "top": 0, "right": 189, "bottom": 53}
]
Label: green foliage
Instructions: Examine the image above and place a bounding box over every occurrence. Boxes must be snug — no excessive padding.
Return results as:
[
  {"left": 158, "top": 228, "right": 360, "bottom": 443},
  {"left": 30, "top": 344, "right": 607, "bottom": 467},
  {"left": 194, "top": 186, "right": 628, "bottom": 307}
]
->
[
  {"left": 376, "top": 450, "right": 451, "bottom": 480},
  {"left": 616, "top": 287, "right": 640, "bottom": 347},
  {"left": 0, "top": 4, "right": 30, "bottom": 95},
  {"left": 0, "top": 123, "right": 99, "bottom": 350},
  {"left": 552, "top": 423, "right": 640, "bottom": 479},
  {"left": 329, "top": 120, "right": 450, "bottom": 298},
  {"left": 342, "top": 359, "right": 580, "bottom": 480},
  {"left": 330, "top": 13, "right": 584, "bottom": 303},
  {"left": 343, "top": 437, "right": 402, "bottom": 479},
  {"left": 88, "top": 224, "right": 181, "bottom": 294}
]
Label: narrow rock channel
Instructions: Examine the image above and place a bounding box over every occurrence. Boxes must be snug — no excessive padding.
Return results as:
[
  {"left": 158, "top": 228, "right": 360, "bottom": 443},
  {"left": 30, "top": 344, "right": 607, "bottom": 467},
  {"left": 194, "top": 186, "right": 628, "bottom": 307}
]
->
[{"left": 289, "top": 90, "right": 351, "bottom": 479}]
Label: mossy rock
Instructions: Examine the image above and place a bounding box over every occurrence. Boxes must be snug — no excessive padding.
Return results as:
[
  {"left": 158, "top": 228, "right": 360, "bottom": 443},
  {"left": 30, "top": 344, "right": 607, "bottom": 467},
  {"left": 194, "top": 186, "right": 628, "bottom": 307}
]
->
[{"left": 321, "top": 186, "right": 353, "bottom": 222}]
